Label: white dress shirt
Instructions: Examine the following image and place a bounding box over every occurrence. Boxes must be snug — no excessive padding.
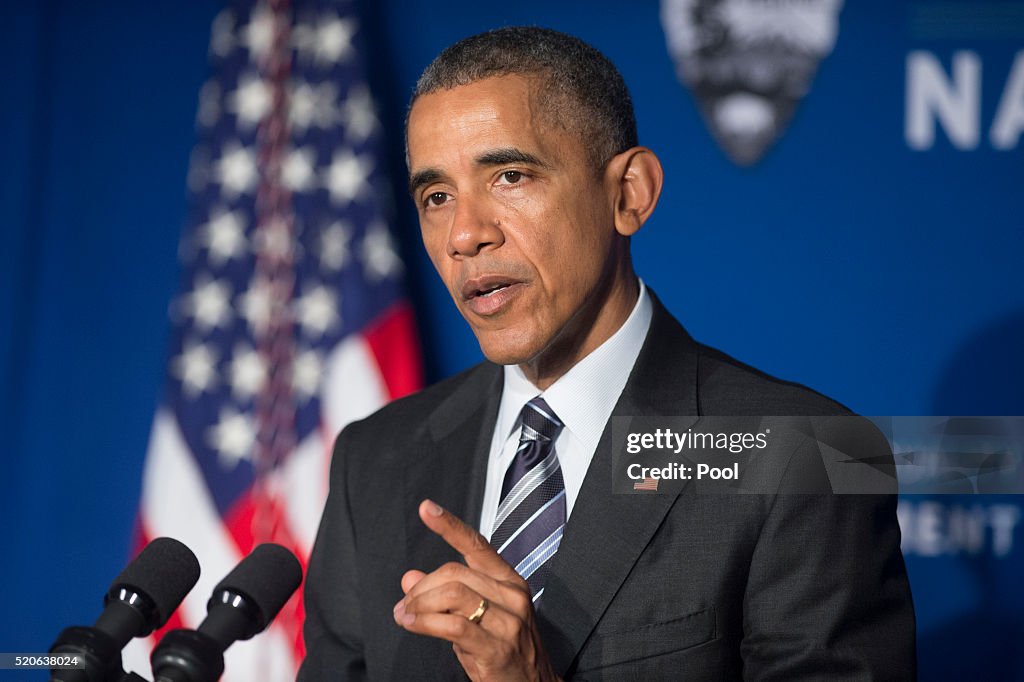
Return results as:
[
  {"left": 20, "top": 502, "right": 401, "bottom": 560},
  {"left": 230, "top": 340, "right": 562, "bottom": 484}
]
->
[{"left": 478, "top": 280, "right": 653, "bottom": 537}]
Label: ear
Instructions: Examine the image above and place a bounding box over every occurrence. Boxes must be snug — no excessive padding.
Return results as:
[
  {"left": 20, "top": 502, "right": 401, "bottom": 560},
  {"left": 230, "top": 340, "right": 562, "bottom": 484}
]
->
[{"left": 605, "top": 147, "right": 664, "bottom": 237}]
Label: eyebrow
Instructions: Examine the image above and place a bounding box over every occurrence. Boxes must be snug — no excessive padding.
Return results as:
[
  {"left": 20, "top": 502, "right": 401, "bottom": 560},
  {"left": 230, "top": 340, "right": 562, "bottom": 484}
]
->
[
  {"left": 408, "top": 147, "right": 551, "bottom": 198},
  {"left": 408, "top": 168, "right": 444, "bottom": 198},
  {"left": 475, "top": 147, "right": 550, "bottom": 169}
]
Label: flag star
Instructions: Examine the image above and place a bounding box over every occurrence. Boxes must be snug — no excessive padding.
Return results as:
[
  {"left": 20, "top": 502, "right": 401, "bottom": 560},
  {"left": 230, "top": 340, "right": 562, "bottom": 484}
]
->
[
  {"left": 214, "top": 142, "right": 259, "bottom": 197},
  {"left": 254, "top": 217, "right": 296, "bottom": 261},
  {"left": 290, "top": 21, "right": 316, "bottom": 56},
  {"left": 288, "top": 80, "right": 339, "bottom": 132},
  {"left": 289, "top": 82, "right": 317, "bottom": 131},
  {"left": 206, "top": 407, "right": 256, "bottom": 469},
  {"left": 295, "top": 284, "right": 340, "bottom": 337},
  {"left": 209, "top": 9, "right": 236, "bottom": 58},
  {"left": 313, "top": 17, "right": 356, "bottom": 64},
  {"left": 341, "top": 85, "right": 378, "bottom": 142},
  {"left": 238, "top": 276, "right": 273, "bottom": 335},
  {"left": 292, "top": 348, "right": 323, "bottom": 400},
  {"left": 201, "top": 208, "right": 248, "bottom": 264},
  {"left": 319, "top": 221, "right": 351, "bottom": 270},
  {"left": 172, "top": 341, "right": 219, "bottom": 398},
  {"left": 183, "top": 275, "right": 233, "bottom": 330},
  {"left": 240, "top": 5, "right": 276, "bottom": 63},
  {"left": 282, "top": 146, "right": 317, "bottom": 193},
  {"left": 228, "top": 74, "right": 272, "bottom": 129},
  {"left": 362, "top": 222, "right": 402, "bottom": 280},
  {"left": 323, "top": 150, "right": 372, "bottom": 204},
  {"left": 196, "top": 80, "right": 221, "bottom": 128},
  {"left": 229, "top": 345, "right": 266, "bottom": 400}
]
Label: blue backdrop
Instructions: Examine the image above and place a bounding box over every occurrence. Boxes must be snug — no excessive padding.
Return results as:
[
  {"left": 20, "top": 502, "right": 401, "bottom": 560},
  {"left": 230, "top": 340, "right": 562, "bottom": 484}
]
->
[{"left": 2, "top": 0, "right": 1022, "bottom": 678}]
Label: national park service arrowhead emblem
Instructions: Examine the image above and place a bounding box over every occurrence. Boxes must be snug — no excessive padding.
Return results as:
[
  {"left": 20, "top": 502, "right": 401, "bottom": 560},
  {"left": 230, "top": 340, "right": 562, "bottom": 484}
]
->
[{"left": 660, "top": 0, "right": 844, "bottom": 166}]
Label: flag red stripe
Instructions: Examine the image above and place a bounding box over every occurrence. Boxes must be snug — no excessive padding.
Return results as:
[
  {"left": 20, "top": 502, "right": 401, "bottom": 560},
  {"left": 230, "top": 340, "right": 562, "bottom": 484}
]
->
[
  {"left": 223, "top": 487, "right": 309, "bottom": 665},
  {"left": 364, "top": 302, "right": 423, "bottom": 400}
]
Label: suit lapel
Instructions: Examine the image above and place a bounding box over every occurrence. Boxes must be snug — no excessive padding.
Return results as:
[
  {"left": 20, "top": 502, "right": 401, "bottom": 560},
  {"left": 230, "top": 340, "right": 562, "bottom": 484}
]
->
[
  {"left": 400, "top": 363, "right": 503, "bottom": 680},
  {"left": 536, "top": 294, "right": 703, "bottom": 676},
  {"left": 405, "top": 363, "right": 503, "bottom": 571}
]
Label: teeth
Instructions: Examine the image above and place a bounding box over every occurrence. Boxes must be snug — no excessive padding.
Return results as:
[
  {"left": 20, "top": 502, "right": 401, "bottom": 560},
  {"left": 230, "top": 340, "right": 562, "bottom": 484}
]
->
[{"left": 480, "top": 284, "right": 507, "bottom": 297}]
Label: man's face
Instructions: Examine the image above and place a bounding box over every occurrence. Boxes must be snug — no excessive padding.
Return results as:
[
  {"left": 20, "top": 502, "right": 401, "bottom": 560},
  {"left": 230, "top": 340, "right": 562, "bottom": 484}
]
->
[{"left": 407, "top": 75, "right": 630, "bottom": 375}]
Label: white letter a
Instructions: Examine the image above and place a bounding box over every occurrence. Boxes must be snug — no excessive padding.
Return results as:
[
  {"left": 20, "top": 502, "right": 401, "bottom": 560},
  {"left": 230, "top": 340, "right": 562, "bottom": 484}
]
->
[{"left": 991, "top": 51, "right": 1024, "bottom": 150}]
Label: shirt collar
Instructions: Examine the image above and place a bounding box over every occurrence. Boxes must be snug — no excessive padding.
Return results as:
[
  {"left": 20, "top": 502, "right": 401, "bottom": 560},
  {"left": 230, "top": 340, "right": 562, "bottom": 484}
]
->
[{"left": 497, "top": 280, "right": 653, "bottom": 453}]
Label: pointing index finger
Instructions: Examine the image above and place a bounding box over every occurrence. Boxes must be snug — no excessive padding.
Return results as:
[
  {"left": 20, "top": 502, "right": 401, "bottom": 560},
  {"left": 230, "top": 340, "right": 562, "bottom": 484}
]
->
[{"left": 419, "top": 499, "right": 518, "bottom": 579}]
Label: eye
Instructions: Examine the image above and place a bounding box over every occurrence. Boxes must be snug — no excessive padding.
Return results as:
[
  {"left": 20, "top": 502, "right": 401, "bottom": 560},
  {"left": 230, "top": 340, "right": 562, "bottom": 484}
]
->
[
  {"left": 425, "top": 191, "right": 449, "bottom": 208},
  {"left": 498, "top": 170, "right": 523, "bottom": 184}
]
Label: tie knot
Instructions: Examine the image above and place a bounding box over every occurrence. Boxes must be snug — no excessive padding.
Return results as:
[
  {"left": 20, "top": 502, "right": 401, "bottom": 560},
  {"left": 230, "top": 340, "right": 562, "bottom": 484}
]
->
[{"left": 519, "top": 397, "right": 563, "bottom": 442}]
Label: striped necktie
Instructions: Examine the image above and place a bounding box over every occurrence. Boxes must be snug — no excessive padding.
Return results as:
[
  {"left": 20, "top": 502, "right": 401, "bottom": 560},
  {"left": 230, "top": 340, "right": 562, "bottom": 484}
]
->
[{"left": 490, "top": 397, "right": 565, "bottom": 602}]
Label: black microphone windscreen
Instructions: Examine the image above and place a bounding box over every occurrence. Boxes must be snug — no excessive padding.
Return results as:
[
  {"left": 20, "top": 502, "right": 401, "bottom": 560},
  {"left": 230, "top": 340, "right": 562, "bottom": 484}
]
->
[
  {"left": 111, "top": 537, "right": 201, "bottom": 627},
  {"left": 214, "top": 544, "right": 302, "bottom": 630}
]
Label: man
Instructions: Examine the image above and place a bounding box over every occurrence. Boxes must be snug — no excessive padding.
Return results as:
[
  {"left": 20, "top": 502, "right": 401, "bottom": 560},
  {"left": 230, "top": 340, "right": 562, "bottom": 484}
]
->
[{"left": 300, "top": 27, "right": 915, "bottom": 681}]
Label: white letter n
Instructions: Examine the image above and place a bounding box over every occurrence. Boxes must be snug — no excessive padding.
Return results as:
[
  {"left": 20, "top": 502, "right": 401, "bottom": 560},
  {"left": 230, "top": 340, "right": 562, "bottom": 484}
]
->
[{"left": 906, "top": 50, "right": 981, "bottom": 150}]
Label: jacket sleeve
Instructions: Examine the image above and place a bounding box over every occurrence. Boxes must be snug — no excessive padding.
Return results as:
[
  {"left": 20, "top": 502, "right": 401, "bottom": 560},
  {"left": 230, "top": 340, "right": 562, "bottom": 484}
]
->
[
  {"left": 740, "top": 491, "right": 917, "bottom": 681},
  {"left": 298, "top": 425, "right": 368, "bottom": 681}
]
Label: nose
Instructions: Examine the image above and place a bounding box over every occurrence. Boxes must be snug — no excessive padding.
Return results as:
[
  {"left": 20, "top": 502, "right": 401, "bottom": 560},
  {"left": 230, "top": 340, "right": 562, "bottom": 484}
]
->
[{"left": 447, "top": 192, "right": 504, "bottom": 258}]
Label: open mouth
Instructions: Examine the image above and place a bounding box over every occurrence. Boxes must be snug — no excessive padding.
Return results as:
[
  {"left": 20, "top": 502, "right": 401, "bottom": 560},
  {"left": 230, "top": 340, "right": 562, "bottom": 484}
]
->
[
  {"left": 461, "top": 275, "right": 521, "bottom": 301},
  {"left": 461, "top": 275, "right": 525, "bottom": 315},
  {"left": 475, "top": 283, "right": 511, "bottom": 298}
]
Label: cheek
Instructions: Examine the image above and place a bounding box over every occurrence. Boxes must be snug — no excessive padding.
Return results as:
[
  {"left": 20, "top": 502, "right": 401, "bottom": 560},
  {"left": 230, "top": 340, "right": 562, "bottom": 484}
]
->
[
  {"left": 541, "top": 210, "right": 609, "bottom": 285},
  {"left": 420, "top": 223, "right": 449, "bottom": 271}
]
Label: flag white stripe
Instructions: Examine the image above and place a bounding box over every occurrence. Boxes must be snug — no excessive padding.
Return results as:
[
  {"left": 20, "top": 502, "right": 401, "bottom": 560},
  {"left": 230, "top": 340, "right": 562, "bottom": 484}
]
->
[
  {"left": 141, "top": 409, "right": 243, "bottom": 621},
  {"left": 278, "top": 431, "right": 331, "bottom": 555},
  {"left": 321, "top": 334, "right": 390, "bottom": 438},
  {"left": 135, "top": 409, "right": 267, "bottom": 680}
]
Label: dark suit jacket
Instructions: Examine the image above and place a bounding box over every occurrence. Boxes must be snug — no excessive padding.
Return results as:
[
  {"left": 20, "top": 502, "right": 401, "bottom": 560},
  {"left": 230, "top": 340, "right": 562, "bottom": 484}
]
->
[{"left": 299, "top": 295, "right": 916, "bottom": 681}]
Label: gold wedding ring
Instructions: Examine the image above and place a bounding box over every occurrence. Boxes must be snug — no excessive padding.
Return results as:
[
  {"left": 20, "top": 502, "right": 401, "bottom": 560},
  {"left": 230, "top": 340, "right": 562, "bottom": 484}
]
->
[{"left": 467, "top": 598, "right": 489, "bottom": 624}]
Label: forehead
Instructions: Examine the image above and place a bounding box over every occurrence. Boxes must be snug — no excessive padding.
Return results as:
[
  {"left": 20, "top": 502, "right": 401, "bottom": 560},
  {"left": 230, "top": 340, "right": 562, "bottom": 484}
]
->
[{"left": 407, "top": 75, "right": 569, "bottom": 171}]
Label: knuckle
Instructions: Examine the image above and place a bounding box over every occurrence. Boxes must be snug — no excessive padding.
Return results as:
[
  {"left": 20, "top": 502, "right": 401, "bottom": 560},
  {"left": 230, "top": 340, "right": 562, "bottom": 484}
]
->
[
  {"left": 447, "top": 617, "right": 469, "bottom": 638},
  {"left": 507, "top": 573, "right": 529, "bottom": 591},
  {"left": 468, "top": 532, "right": 488, "bottom": 552},
  {"left": 439, "top": 562, "right": 464, "bottom": 578},
  {"left": 501, "top": 583, "right": 531, "bottom": 614},
  {"left": 441, "top": 582, "right": 465, "bottom": 602}
]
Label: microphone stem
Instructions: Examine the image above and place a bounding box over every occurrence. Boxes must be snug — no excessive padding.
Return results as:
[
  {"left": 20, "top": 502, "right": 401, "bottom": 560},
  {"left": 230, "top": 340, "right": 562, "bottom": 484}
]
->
[{"left": 93, "top": 601, "right": 148, "bottom": 648}]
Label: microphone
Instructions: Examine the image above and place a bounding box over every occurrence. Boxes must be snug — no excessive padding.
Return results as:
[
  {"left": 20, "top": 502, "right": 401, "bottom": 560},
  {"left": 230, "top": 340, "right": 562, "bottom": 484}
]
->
[
  {"left": 150, "top": 543, "right": 303, "bottom": 682},
  {"left": 49, "top": 537, "right": 201, "bottom": 682}
]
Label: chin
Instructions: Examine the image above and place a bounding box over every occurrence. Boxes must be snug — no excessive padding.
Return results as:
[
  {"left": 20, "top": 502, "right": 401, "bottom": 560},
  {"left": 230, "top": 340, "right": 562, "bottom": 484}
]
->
[
  {"left": 474, "top": 328, "right": 542, "bottom": 367},
  {"left": 477, "top": 343, "right": 531, "bottom": 367}
]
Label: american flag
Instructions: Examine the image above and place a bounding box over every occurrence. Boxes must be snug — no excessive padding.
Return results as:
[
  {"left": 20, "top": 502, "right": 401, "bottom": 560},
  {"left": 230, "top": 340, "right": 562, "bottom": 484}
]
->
[
  {"left": 634, "top": 477, "right": 659, "bottom": 491},
  {"left": 126, "top": 1, "right": 421, "bottom": 678}
]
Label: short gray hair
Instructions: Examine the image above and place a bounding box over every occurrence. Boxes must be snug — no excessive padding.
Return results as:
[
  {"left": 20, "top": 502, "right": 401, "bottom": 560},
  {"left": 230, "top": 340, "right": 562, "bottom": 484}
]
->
[{"left": 409, "top": 26, "right": 638, "bottom": 170}]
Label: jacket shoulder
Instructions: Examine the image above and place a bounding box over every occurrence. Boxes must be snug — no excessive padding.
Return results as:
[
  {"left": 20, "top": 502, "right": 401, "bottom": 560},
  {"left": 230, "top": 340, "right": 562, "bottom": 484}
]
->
[
  {"left": 335, "top": 361, "right": 496, "bottom": 450},
  {"left": 694, "top": 343, "right": 852, "bottom": 417},
  {"left": 643, "top": 289, "right": 852, "bottom": 417}
]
